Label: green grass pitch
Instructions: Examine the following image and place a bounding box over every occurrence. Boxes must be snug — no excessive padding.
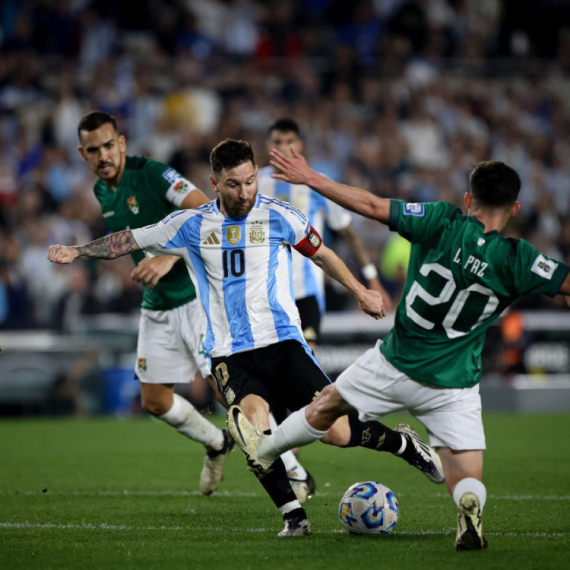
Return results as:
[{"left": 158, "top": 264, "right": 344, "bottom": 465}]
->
[{"left": 1, "top": 413, "right": 569, "bottom": 570}]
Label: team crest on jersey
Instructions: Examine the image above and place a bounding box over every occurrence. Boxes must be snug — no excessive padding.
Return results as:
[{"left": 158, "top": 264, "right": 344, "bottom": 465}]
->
[
  {"left": 137, "top": 358, "right": 147, "bottom": 372},
  {"left": 226, "top": 226, "right": 242, "bottom": 246},
  {"left": 403, "top": 203, "right": 425, "bottom": 216},
  {"left": 127, "top": 196, "right": 139, "bottom": 214},
  {"left": 172, "top": 180, "right": 189, "bottom": 194},
  {"left": 249, "top": 224, "right": 265, "bottom": 244}
]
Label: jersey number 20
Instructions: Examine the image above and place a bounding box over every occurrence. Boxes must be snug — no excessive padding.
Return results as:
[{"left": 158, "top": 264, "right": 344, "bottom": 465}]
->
[{"left": 405, "top": 262, "right": 499, "bottom": 339}]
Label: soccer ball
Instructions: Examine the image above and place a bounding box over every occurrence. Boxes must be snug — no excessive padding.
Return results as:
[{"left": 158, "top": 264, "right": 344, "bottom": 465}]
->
[{"left": 339, "top": 481, "right": 399, "bottom": 535}]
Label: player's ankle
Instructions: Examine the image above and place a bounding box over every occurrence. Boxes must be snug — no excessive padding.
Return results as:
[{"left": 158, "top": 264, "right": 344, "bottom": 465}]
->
[{"left": 283, "top": 507, "right": 306, "bottom": 521}]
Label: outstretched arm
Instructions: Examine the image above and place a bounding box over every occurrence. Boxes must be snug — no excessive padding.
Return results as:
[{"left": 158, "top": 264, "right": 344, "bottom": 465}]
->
[
  {"left": 47, "top": 230, "right": 140, "bottom": 264},
  {"left": 270, "top": 147, "right": 391, "bottom": 223},
  {"left": 311, "top": 244, "right": 385, "bottom": 319},
  {"left": 336, "top": 225, "right": 394, "bottom": 312}
]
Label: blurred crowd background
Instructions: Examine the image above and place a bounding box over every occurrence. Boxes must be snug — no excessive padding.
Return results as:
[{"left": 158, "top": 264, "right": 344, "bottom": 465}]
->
[{"left": 2, "top": 0, "right": 570, "bottom": 332}]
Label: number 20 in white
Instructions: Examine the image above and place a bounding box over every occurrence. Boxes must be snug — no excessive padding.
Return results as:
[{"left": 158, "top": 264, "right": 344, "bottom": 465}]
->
[{"left": 405, "top": 263, "right": 499, "bottom": 339}]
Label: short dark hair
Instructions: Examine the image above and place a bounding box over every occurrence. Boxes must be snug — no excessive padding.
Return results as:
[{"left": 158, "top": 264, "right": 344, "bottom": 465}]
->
[
  {"left": 469, "top": 161, "right": 521, "bottom": 207},
  {"left": 77, "top": 111, "right": 118, "bottom": 140},
  {"left": 210, "top": 139, "right": 256, "bottom": 174},
  {"left": 267, "top": 118, "right": 301, "bottom": 138}
]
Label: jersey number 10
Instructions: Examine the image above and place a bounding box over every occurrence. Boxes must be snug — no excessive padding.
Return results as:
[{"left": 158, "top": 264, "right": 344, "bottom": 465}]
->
[
  {"left": 405, "top": 262, "right": 499, "bottom": 339},
  {"left": 223, "top": 249, "right": 245, "bottom": 278}
]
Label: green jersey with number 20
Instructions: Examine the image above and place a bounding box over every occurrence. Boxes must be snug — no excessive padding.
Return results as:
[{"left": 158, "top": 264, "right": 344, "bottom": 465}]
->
[{"left": 380, "top": 200, "right": 570, "bottom": 389}]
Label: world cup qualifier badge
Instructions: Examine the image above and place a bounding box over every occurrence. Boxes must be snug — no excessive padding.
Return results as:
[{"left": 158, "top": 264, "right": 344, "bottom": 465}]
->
[
  {"left": 127, "top": 196, "right": 140, "bottom": 214},
  {"left": 137, "top": 358, "right": 147, "bottom": 372}
]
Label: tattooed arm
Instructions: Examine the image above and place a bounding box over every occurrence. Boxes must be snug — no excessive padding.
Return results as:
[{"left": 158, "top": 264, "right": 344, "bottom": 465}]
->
[{"left": 47, "top": 230, "right": 140, "bottom": 264}]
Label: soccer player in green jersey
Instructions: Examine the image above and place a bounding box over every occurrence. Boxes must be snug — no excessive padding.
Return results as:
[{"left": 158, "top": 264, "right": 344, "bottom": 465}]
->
[
  {"left": 229, "top": 148, "right": 570, "bottom": 550},
  {"left": 76, "top": 111, "right": 234, "bottom": 495}
]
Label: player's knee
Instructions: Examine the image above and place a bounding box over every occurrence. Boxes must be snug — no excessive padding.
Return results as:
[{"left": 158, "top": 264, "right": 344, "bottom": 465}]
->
[
  {"left": 312, "top": 385, "right": 345, "bottom": 420},
  {"left": 238, "top": 394, "right": 270, "bottom": 427},
  {"left": 141, "top": 394, "right": 171, "bottom": 416}
]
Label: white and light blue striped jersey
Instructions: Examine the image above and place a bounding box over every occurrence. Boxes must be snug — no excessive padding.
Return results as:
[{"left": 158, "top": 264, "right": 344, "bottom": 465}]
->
[
  {"left": 258, "top": 166, "right": 351, "bottom": 312},
  {"left": 132, "top": 194, "right": 323, "bottom": 358}
]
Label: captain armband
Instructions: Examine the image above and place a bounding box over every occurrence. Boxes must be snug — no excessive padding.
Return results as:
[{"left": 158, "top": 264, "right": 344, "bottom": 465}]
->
[{"left": 294, "top": 227, "right": 322, "bottom": 258}]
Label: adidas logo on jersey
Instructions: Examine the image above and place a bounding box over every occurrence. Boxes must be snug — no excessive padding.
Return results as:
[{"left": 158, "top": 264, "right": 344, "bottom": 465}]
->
[
  {"left": 203, "top": 233, "right": 220, "bottom": 245},
  {"left": 477, "top": 238, "right": 485, "bottom": 246}
]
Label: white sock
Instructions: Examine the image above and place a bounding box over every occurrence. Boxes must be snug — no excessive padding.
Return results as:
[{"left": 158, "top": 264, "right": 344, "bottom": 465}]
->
[
  {"left": 279, "top": 500, "right": 302, "bottom": 516},
  {"left": 268, "top": 413, "right": 308, "bottom": 480},
  {"left": 453, "top": 477, "right": 487, "bottom": 511},
  {"left": 259, "top": 407, "right": 327, "bottom": 463},
  {"left": 159, "top": 393, "right": 224, "bottom": 449}
]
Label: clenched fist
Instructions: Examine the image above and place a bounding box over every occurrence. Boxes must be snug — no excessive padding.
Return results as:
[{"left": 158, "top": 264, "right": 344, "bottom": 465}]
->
[
  {"left": 47, "top": 245, "right": 79, "bottom": 264},
  {"left": 355, "top": 288, "right": 385, "bottom": 320}
]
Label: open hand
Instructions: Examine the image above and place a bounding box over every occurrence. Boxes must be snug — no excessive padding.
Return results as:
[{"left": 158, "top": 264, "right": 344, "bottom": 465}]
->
[
  {"left": 47, "top": 245, "right": 79, "bottom": 264},
  {"left": 270, "top": 146, "right": 314, "bottom": 186}
]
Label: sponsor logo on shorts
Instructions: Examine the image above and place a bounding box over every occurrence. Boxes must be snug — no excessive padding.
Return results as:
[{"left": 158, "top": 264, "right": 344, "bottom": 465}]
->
[
  {"left": 162, "top": 168, "right": 181, "bottom": 185},
  {"left": 531, "top": 254, "right": 557, "bottom": 280},
  {"left": 224, "top": 387, "right": 235, "bottom": 405},
  {"left": 137, "top": 358, "right": 147, "bottom": 372},
  {"left": 226, "top": 226, "right": 242, "bottom": 246},
  {"left": 127, "top": 196, "right": 139, "bottom": 215},
  {"left": 249, "top": 224, "right": 265, "bottom": 244},
  {"left": 403, "top": 203, "right": 425, "bottom": 216}
]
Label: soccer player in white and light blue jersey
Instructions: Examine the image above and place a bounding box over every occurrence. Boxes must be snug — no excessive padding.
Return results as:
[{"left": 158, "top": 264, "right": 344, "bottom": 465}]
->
[
  {"left": 47, "top": 139, "right": 442, "bottom": 537},
  {"left": 258, "top": 119, "right": 393, "bottom": 349}
]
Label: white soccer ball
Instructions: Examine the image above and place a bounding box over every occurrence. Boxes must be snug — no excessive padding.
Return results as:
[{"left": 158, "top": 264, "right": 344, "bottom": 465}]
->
[{"left": 338, "top": 481, "right": 399, "bottom": 535}]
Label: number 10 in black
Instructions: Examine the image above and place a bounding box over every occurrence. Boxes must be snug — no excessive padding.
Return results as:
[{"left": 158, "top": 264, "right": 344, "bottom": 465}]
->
[{"left": 223, "top": 248, "right": 245, "bottom": 278}]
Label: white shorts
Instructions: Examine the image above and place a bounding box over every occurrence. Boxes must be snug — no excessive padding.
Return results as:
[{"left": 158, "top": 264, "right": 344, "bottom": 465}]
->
[
  {"left": 135, "top": 299, "right": 210, "bottom": 384},
  {"left": 335, "top": 341, "right": 485, "bottom": 451}
]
